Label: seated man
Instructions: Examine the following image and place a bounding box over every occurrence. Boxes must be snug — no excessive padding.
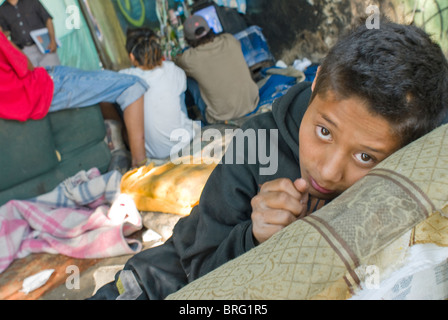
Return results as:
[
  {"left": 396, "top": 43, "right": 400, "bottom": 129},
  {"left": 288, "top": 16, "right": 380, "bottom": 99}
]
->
[
  {"left": 0, "top": 31, "right": 149, "bottom": 168},
  {"left": 175, "top": 15, "right": 260, "bottom": 125},
  {"left": 91, "top": 18, "right": 448, "bottom": 300}
]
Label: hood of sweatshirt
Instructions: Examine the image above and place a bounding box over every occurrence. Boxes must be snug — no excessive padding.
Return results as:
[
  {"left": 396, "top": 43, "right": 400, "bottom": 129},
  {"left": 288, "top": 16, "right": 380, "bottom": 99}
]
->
[{"left": 271, "top": 81, "right": 312, "bottom": 163}]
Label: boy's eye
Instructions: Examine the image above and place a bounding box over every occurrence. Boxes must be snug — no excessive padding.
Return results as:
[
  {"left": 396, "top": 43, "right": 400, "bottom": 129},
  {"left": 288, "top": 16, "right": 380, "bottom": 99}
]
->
[
  {"left": 355, "top": 152, "right": 374, "bottom": 164},
  {"left": 316, "top": 126, "right": 332, "bottom": 141}
]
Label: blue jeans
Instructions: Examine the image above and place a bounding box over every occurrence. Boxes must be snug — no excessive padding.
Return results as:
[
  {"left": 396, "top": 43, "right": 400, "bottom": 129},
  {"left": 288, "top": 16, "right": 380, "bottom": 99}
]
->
[
  {"left": 47, "top": 66, "right": 149, "bottom": 113},
  {"left": 186, "top": 77, "right": 208, "bottom": 125}
]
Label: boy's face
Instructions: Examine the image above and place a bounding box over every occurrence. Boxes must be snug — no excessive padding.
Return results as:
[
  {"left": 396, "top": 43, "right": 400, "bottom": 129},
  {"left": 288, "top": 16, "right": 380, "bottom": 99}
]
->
[{"left": 299, "top": 90, "right": 401, "bottom": 200}]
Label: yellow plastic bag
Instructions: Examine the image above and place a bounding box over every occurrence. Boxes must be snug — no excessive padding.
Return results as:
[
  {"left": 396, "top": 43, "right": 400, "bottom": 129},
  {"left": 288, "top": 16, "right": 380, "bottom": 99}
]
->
[{"left": 120, "top": 157, "right": 218, "bottom": 216}]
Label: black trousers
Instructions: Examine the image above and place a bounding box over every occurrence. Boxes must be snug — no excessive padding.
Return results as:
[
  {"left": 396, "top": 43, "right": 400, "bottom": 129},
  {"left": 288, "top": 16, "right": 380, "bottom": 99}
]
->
[{"left": 89, "top": 238, "right": 188, "bottom": 300}]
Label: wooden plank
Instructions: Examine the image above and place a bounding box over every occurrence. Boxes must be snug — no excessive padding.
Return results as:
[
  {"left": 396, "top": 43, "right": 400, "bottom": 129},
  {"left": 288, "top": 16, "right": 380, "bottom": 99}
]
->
[
  {"left": 0, "top": 253, "right": 100, "bottom": 300},
  {"left": 0, "top": 215, "right": 170, "bottom": 300}
]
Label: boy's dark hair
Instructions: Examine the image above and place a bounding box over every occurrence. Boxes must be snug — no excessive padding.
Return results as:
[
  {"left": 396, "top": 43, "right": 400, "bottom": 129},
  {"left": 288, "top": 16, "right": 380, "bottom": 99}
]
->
[
  {"left": 311, "top": 17, "right": 448, "bottom": 147},
  {"left": 126, "top": 27, "right": 162, "bottom": 69},
  {"left": 186, "top": 28, "right": 216, "bottom": 48}
]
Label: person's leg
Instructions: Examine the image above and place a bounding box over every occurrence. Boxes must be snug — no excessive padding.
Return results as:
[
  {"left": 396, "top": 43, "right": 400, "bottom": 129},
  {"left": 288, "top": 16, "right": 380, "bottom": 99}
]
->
[
  {"left": 22, "top": 45, "right": 42, "bottom": 67},
  {"left": 38, "top": 51, "right": 61, "bottom": 67},
  {"left": 48, "top": 66, "right": 148, "bottom": 112},
  {"left": 89, "top": 238, "right": 188, "bottom": 300},
  {"left": 48, "top": 66, "right": 149, "bottom": 166},
  {"left": 123, "top": 96, "right": 147, "bottom": 168},
  {"left": 186, "top": 77, "right": 208, "bottom": 125},
  {"left": 22, "top": 44, "right": 61, "bottom": 67}
]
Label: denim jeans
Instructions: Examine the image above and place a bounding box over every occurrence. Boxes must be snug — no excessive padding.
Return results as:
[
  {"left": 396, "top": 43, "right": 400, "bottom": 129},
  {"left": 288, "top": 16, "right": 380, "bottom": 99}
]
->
[
  {"left": 47, "top": 66, "right": 149, "bottom": 113},
  {"left": 186, "top": 77, "right": 208, "bottom": 125}
]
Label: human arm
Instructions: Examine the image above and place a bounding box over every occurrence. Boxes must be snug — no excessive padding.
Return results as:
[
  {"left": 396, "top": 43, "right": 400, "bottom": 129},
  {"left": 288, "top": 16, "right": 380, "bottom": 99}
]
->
[
  {"left": 31, "top": 0, "right": 56, "bottom": 53},
  {"left": 173, "top": 48, "right": 194, "bottom": 76},
  {"left": 173, "top": 160, "right": 260, "bottom": 282},
  {"left": 0, "top": 13, "right": 9, "bottom": 36},
  {"left": 45, "top": 18, "right": 57, "bottom": 53}
]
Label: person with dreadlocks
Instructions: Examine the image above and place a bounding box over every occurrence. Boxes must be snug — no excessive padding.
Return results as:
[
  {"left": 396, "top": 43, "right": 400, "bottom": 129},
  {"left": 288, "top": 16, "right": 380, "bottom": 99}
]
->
[{"left": 120, "top": 27, "right": 197, "bottom": 161}]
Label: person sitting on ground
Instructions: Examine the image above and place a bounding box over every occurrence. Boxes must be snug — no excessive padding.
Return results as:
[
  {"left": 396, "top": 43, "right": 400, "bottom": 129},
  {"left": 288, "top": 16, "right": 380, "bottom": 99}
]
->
[
  {"left": 174, "top": 14, "right": 259, "bottom": 125},
  {"left": 0, "top": 31, "right": 149, "bottom": 168},
  {"left": 91, "top": 18, "right": 448, "bottom": 300},
  {"left": 120, "top": 27, "right": 197, "bottom": 161}
]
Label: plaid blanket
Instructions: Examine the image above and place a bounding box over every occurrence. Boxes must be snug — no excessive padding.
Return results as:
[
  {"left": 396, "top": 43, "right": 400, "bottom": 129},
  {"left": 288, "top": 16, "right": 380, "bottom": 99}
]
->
[{"left": 0, "top": 168, "right": 143, "bottom": 274}]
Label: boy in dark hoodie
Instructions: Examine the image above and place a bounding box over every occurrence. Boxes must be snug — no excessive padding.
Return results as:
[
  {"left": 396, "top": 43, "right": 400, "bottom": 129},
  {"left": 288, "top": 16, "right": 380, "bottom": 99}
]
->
[{"left": 91, "top": 19, "right": 448, "bottom": 300}]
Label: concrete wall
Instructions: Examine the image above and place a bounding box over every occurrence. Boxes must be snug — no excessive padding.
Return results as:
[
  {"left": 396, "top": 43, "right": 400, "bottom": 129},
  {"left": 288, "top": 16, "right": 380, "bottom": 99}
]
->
[{"left": 245, "top": 0, "right": 448, "bottom": 64}]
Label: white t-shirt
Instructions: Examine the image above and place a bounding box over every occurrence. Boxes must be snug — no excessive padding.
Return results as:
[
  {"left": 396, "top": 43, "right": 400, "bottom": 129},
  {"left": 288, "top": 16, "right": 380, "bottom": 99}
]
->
[{"left": 121, "top": 61, "right": 196, "bottom": 159}]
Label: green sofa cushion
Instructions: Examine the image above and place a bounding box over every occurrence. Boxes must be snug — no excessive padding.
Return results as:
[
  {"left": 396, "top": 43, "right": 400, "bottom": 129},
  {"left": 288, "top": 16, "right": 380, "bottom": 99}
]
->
[
  {"left": 0, "top": 140, "right": 111, "bottom": 204},
  {"left": 49, "top": 106, "right": 107, "bottom": 158},
  {"left": 0, "top": 105, "right": 111, "bottom": 206},
  {"left": 0, "top": 117, "right": 58, "bottom": 191}
]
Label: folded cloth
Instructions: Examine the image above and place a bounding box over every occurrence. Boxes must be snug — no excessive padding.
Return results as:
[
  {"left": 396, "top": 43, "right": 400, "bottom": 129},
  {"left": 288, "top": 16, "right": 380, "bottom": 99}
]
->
[{"left": 0, "top": 168, "right": 142, "bottom": 274}]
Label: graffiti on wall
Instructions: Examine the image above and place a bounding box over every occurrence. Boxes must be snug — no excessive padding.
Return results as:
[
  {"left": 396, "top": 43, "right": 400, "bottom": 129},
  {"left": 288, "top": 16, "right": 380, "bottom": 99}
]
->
[
  {"left": 115, "top": 0, "right": 147, "bottom": 27},
  {"left": 112, "top": 0, "right": 178, "bottom": 31}
]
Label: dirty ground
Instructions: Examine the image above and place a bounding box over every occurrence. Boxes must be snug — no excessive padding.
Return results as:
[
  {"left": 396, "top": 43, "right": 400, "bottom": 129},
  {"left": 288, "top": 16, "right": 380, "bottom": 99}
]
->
[{"left": 0, "top": 211, "right": 181, "bottom": 300}]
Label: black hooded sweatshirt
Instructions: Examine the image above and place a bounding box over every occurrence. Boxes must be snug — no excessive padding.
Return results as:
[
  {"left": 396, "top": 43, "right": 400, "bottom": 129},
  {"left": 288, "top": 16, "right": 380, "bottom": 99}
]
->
[
  {"left": 91, "top": 82, "right": 312, "bottom": 300},
  {"left": 173, "top": 82, "right": 312, "bottom": 279}
]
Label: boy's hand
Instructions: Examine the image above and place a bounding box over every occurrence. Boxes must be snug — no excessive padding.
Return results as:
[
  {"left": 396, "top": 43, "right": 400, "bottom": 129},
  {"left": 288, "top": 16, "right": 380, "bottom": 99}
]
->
[{"left": 251, "top": 178, "right": 309, "bottom": 245}]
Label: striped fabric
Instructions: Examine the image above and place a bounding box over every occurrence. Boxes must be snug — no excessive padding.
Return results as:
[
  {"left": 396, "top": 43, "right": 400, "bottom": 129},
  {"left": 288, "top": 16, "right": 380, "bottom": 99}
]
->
[{"left": 0, "top": 168, "right": 142, "bottom": 274}]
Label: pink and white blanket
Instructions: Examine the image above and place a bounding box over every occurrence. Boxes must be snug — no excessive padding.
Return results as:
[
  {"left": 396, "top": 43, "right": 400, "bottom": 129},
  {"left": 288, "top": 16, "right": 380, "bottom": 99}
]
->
[{"left": 0, "top": 168, "right": 143, "bottom": 274}]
